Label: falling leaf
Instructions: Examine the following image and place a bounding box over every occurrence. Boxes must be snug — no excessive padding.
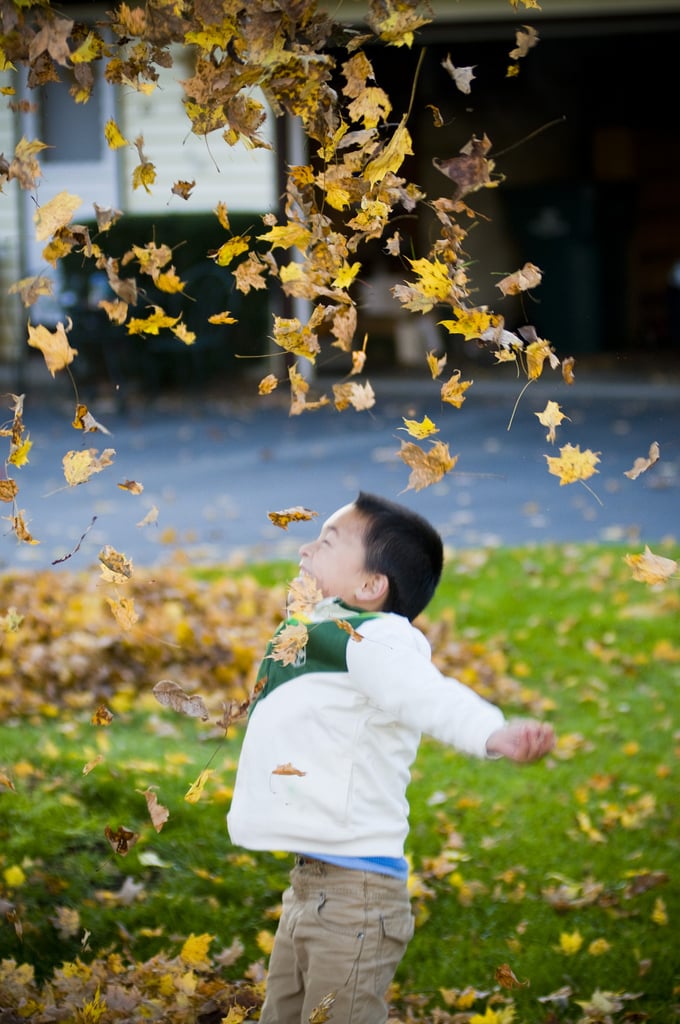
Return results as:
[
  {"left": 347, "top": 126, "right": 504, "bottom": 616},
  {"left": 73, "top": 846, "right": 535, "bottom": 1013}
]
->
[
  {"left": 624, "top": 546, "right": 677, "bottom": 585},
  {"left": 268, "top": 507, "right": 318, "bottom": 530},
  {"left": 33, "top": 191, "right": 82, "bottom": 241},
  {"left": 185, "top": 769, "right": 214, "bottom": 804},
  {"left": 427, "top": 350, "right": 447, "bottom": 378},
  {"left": 441, "top": 370, "right": 473, "bottom": 408},
  {"left": 137, "top": 505, "right": 159, "bottom": 527},
  {"left": 497, "top": 262, "right": 542, "bottom": 296},
  {"left": 286, "top": 575, "right": 324, "bottom": 618},
  {"left": 62, "top": 448, "right": 116, "bottom": 486},
  {"left": 91, "top": 705, "right": 114, "bottom": 726},
  {"left": 171, "top": 179, "right": 195, "bottom": 200},
  {"left": 72, "top": 404, "right": 111, "bottom": 434},
  {"left": 335, "top": 619, "right": 364, "bottom": 642},
  {"left": 27, "top": 321, "right": 78, "bottom": 377},
  {"left": 138, "top": 787, "right": 170, "bottom": 832},
  {"left": 106, "top": 596, "right": 139, "bottom": 631},
  {"left": 268, "top": 623, "right": 309, "bottom": 665},
  {"left": 104, "top": 118, "right": 128, "bottom": 149},
  {"left": 624, "top": 441, "right": 660, "bottom": 479},
  {"left": 11, "top": 511, "right": 39, "bottom": 545},
  {"left": 364, "top": 115, "right": 412, "bottom": 186},
  {"left": 118, "top": 479, "right": 144, "bottom": 494},
  {"left": 207, "top": 310, "right": 237, "bottom": 324},
  {"left": 82, "top": 755, "right": 104, "bottom": 775},
  {"left": 399, "top": 440, "right": 458, "bottom": 492},
  {"left": 272, "top": 762, "right": 307, "bottom": 777},
  {"left": 441, "top": 54, "right": 476, "bottom": 94},
  {"left": 258, "top": 374, "right": 279, "bottom": 395},
  {"left": 432, "top": 133, "right": 497, "bottom": 199},
  {"left": 510, "top": 24, "right": 540, "bottom": 60},
  {"left": 99, "top": 545, "right": 132, "bottom": 582},
  {"left": 0, "top": 479, "right": 18, "bottom": 502},
  {"left": 0, "top": 771, "right": 15, "bottom": 791},
  {"left": 104, "top": 825, "right": 139, "bottom": 856},
  {"left": 494, "top": 963, "right": 530, "bottom": 989},
  {"left": 400, "top": 415, "right": 439, "bottom": 439},
  {"left": 545, "top": 444, "right": 600, "bottom": 485},
  {"left": 332, "top": 381, "right": 375, "bottom": 411},
  {"left": 153, "top": 679, "right": 210, "bottom": 720},
  {"left": 535, "top": 401, "right": 569, "bottom": 443},
  {"left": 562, "top": 356, "right": 576, "bottom": 384}
]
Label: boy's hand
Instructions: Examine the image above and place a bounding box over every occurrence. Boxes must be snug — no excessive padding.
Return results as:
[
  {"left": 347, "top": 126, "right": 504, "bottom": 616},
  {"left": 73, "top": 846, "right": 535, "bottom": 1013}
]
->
[{"left": 486, "top": 720, "right": 555, "bottom": 762}]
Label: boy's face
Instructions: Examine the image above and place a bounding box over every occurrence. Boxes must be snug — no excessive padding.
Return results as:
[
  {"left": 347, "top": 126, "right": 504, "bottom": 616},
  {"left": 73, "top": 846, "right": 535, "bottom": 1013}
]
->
[{"left": 298, "top": 503, "right": 387, "bottom": 610}]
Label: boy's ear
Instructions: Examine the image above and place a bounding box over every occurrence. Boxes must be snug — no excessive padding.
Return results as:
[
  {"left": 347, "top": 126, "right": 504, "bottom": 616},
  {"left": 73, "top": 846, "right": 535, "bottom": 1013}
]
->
[{"left": 359, "top": 572, "right": 389, "bottom": 604}]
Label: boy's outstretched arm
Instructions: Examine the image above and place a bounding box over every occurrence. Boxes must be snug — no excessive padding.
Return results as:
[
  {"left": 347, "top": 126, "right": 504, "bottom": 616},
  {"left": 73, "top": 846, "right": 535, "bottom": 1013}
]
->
[{"left": 486, "top": 720, "right": 556, "bottom": 762}]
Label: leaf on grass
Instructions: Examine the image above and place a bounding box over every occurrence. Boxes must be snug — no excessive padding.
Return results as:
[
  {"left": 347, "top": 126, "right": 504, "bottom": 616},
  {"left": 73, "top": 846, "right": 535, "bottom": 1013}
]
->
[
  {"left": 153, "top": 679, "right": 210, "bottom": 721},
  {"left": 624, "top": 546, "right": 677, "bottom": 585},
  {"left": 138, "top": 787, "right": 169, "bottom": 832},
  {"left": 268, "top": 623, "right": 309, "bottom": 665},
  {"left": 268, "top": 506, "right": 318, "bottom": 530},
  {"left": 91, "top": 704, "right": 113, "bottom": 726},
  {"left": 272, "top": 762, "right": 306, "bottom": 777},
  {"left": 535, "top": 400, "right": 569, "bottom": 443},
  {"left": 82, "top": 755, "right": 104, "bottom": 775},
  {"left": 494, "top": 962, "right": 530, "bottom": 989},
  {"left": 624, "top": 441, "right": 660, "bottom": 479},
  {"left": 0, "top": 771, "right": 15, "bottom": 791},
  {"left": 104, "top": 825, "right": 138, "bottom": 856},
  {"left": 63, "top": 448, "right": 115, "bottom": 486},
  {"left": 399, "top": 440, "right": 458, "bottom": 492},
  {"left": 545, "top": 444, "right": 600, "bottom": 485}
]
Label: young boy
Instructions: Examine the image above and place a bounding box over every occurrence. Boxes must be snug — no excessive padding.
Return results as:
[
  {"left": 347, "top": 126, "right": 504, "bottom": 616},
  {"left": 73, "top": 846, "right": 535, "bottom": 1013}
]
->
[{"left": 227, "top": 492, "right": 555, "bottom": 1024}]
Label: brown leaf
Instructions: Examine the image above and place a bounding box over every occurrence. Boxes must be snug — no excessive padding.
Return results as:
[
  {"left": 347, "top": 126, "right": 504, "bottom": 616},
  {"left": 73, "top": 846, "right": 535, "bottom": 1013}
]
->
[
  {"left": 91, "top": 705, "right": 113, "bottom": 726},
  {"left": 0, "top": 479, "right": 18, "bottom": 502},
  {"left": 272, "top": 762, "right": 307, "bottom": 777},
  {"left": 99, "top": 545, "right": 133, "bottom": 582},
  {"left": 268, "top": 623, "right": 309, "bottom": 665},
  {"left": 138, "top": 787, "right": 170, "bottom": 832},
  {"left": 72, "top": 404, "right": 111, "bottom": 434},
  {"left": 335, "top": 619, "right": 363, "bottom": 642},
  {"left": 624, "top": 441, "right": 660, "bottom": 480},
  {"left": 495, "top": 962, "right": 530, "bottom": 989},
  {"left": 399, "top": 440, "right": 458, "bottom": 492},
  {"left": 104, "top": 825, "right": 139, "bottom": 856},
  {"left": 118, "top": 479, "right": 144, "bottom": 494},
  {"left": 153, "top": 679, "right": 210, "bottom": 720}
]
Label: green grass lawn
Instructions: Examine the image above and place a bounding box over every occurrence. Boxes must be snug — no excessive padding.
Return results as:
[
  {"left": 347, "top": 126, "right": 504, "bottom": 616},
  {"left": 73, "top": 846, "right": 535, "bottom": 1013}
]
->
[{"left": 0, "top": 541, "right": 677, "bottom": 1022}]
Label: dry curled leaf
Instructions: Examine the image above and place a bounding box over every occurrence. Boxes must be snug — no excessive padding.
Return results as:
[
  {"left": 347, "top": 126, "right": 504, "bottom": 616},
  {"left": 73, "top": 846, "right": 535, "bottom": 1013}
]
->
[
  {"left": 272, "top": 762, "right": 307, "bottom": 777},
  {"left": 268, "top": 622, "right": 309, "bottom": 665},
  {"left": 495, "top": 962, "right": 530, "bottom": 989},
  {"left": 268, "top": 506, "right": 318, "bottom": 530},
  {"left": 153, "top": 679, "right": 210, "bottom": 720},
  {"left": 138, "top": 787, "right": 170, "bottom": 832},
  {"left": 118, "top": 479, "right": 144, "bottom": 494},
  {"left": 104, "top": 825, "right": 139, "bottom": 856},
  {"left": 286, "top": 574, "right": 324, "bottom": 618},
  {"left": 99, "top": 545, "right": 133, "bottom": 583},
  {"left": 624, "top": 441, "right": 660, "bottom": 480},
  {"left": 497, "top": 262, "right": 543, "bottom": 296},
  {"left": 624, "top": 546, "right": 677, "bottom": 585},
  {"left": 91, "top": 705, "right": 113, "bottom": 726},
  {"left": 335, "top": 619, "right": 363, "bottom": 642}
]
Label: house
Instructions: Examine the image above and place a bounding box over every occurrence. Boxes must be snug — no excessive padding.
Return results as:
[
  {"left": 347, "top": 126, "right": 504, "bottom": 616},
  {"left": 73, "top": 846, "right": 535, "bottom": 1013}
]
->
[{"left": 1, "top": 0, "right": 679, "bottom": 391}]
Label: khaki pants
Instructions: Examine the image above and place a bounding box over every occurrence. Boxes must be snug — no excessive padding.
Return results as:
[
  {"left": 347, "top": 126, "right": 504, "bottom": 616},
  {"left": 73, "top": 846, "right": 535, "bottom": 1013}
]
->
[{"left": 259, "top": 858, "right": 414, "bottom": 1024}]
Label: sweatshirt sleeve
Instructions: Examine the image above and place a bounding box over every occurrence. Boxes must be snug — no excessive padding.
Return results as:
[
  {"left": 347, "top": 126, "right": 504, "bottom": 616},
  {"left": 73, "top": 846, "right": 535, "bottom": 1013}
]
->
[{"left": 346, "top": 615, "right": 505, "bottom": 759}]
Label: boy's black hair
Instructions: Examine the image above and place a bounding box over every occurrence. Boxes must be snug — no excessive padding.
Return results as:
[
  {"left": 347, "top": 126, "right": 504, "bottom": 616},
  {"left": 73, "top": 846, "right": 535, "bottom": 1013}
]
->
[{"left": 354, "top": 491, "right": 444, "bottom": 621}]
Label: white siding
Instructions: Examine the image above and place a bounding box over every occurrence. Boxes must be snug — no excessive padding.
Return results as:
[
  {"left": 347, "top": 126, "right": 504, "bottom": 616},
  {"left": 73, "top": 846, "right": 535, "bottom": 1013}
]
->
[{"left": 118, "top": 55, "right": 277, "bottom": 216}]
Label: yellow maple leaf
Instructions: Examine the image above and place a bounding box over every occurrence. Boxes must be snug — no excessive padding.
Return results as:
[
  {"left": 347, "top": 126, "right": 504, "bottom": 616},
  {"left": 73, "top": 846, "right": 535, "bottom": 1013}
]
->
[
  {"left": 364, "top": 116, "right": 412, "bottom": 186},
  {"left": 332, "top": 260, "right": 361, "bottom": 289},
  {"left": 33, "top": 191, "right": 82, "bottom": 241},
  {"left": 545, "top": 444, "right": 600, "bottom": 485},
  {"left": 399, "top": 440, "right": 458, "bottom": 492},
  {"left": 273, "top": 317, "right": 320, "bottom": 363},
  {"left": 439, "top": 308, "right": 498, "bottom": 341},
  {"left": 208, "top": 311, "right": 238, "bottom": 325},
  {"left": 172, "top": 322, "right": 196, "bottom": 345},
  {"left": 7, "top": 436, "right": 31, "bottom": 467},
  {"left": 185, "top": 769, "right": 215, "bottom": 804},
  {"left": 268, "top": 623, "right": 309, "bottom": 665},
  {"left": 106, "top": 596, "right": 139, "bottom": 631},
  {"left": 257, "top": 222, "right": 312, "bottom": 252},
  {"left": 62, "top": 448, "right": 115, "bottom": 486},
  {"left": 556, "top": 930, "right": 583, "bottom": 955},
  {"left": 525, "top": 337, "right": 556, "bottom": 379},
  {"left": 138, "top": 787, "right": 170, "bottom": 833},
  {"left": 258, "top": 374, "right": 279, "bottom": 395},
  {"left": 154, "top": 268, "right": 185, "bottom": 294},
  {"left": 535, "top": 400, "right": 569, "bottom": 443},
  {"left": 268, "top": 507, "right": 318, "bottom": 530},
  {"left": 427, "top": 350, "right": 447, "bottom": 378},
  {"left": 27, "top": 321, "right": 78, "bottom": 377},
  {"left": 400, "top": 415, "right": 439, "bottom": 439},
  {"left": 104, "top": 118, "right": 128, "bottom": 149},
  {"left": 180, "top": 933, "right": 214, "bottom": 967},
  {"left": 624, "top": 546, "right": 677, "bottom": 585},
  {"left": 406, "top": 257, "right": 452, "bottom": 304},
  {"left": 441, "top": 370, "right": 473, "bottom": 408},
  {"left": 211, "top": 235, "right": 250, "bottom": 267},
  {"left": 127, "top": 306, "right": 180, "bottom": 335}
]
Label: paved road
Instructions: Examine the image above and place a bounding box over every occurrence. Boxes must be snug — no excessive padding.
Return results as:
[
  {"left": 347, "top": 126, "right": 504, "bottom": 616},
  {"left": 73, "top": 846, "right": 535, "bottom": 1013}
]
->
[{"left": 1, "top": 367, "right": 678, "bottom": 574}]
